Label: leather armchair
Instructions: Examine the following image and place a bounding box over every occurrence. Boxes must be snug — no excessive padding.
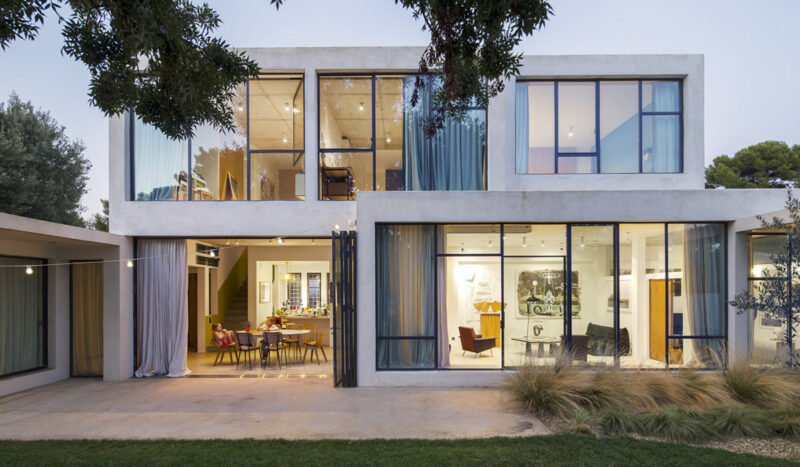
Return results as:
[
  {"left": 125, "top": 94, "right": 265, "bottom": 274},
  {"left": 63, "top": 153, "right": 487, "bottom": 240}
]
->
[{"left": 459, "top": 326, "right": 496, "bottom": 357}]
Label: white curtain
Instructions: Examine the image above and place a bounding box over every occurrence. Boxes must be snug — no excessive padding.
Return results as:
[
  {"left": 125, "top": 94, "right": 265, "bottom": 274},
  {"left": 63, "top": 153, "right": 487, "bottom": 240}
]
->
[
  {"left": 0, "top": 257, "right": 44, "bottom": 375},
  {"left": 135, "top": 240, "right": 191, "bottom": 377},
  {"left": 437, "top": 257, "right": 450, "bottom": 368}
]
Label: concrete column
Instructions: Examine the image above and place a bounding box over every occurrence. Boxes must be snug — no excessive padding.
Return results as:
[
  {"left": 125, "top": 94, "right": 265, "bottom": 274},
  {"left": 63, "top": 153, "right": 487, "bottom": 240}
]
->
[
  {"left": 103, "top": 238, "right": 134, "bottom": 381},
  {"left": 304, "top": 68, "right": 318, "bottom": 202},
  {"left": 729, "top": 228, "right": 751, "bottom": 365}
]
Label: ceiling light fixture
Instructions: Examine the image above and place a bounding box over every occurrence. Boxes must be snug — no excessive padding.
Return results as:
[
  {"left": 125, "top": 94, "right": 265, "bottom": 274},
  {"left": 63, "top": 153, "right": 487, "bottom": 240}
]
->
[
  {"left": 580, "top": 236, "right": 585, "bottom": 248},
  {"left": 386, "top": 136, "right": 391, "bottom": 143},
  {"left": 522, "top": 236, "right": 527, "bottom": 248},
  {"left": 235, "top": 240, "right": 239, "bottom": 245},
  {"left": 282, "top": 134, "right": 288, "bottom": 143},
  {"left": 311, "top": 239, "right": 315, "bottom": 245},
  {"left": 568, "top": 125, "right": 574, "bottom": 138},
  {"left": 541, "top": 239, "right": 545, "bottom": 248},
  {"left": 238, "top": 106, "right": 244, "bottom": 112},
  {"left": 284, "top": 103, "right": 290, "bottom": 112},
  {"left": 359, "top": 102, "right": 364, "bottom": 111}
]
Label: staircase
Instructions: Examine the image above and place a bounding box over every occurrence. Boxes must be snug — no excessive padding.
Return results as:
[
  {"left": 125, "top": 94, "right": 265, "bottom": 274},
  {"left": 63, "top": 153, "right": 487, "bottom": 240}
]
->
[{"left": 222, "top": 283, "right": 249, "bottom": 331}]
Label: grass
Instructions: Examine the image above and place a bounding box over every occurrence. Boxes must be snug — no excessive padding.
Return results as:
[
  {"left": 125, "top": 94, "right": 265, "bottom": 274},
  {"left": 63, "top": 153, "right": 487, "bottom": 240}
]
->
[
  {"left": 505, "top": 355, "right": 800, "bottom": 442},
  {"left": 0, "top": 435, "right": 793, "bottom": 466}
]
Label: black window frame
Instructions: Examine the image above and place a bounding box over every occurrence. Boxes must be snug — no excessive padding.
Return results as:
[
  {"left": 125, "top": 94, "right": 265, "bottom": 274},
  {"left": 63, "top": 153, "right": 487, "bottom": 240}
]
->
[
  {"left": 374, "top": 221, "right": 727, "bottom": 372},
  {"left": 129, "top": 72, "right": 306, "bottom": 201},
  {"left": 515, "top": 78, "right": 684, "bottom": 175},
  {"left": 317, "top": 73, "right": 488, "bottom": 200},
  {"left": 0, "top": 254, "right": 48, "bottom": 379}
]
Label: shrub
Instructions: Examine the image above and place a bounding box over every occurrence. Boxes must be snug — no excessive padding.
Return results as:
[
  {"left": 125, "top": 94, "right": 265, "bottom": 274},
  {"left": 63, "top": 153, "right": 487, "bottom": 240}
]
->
[
  {"left": 593, "top": 407, "right": 642, "bottom": 435},
  {"left": 704, "top": 405, "right": 772, "bottom": 438},
  {"left": 638, "top": 406, "right": 717, "bottom": 442},
  {"left": 723, "top": 365, "right": 796, "bottom": 407},
  {"left": 504, "top": 354, "right": 586, "bottom": 418},
  {"left": 768, "top": 406, "right": 800, "bottom": 439}
]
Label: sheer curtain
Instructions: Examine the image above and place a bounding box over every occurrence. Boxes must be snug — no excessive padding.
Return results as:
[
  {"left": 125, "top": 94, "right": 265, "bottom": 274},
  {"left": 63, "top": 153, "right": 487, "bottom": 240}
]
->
[
  {"left": 376, "top": 225, "right": 436, "bottom": 369},
  {"left": 645, "top": 82, "right": 680, "bottom": 173},
  {"left": 402, "top": 77, "right": 486, "bottom": 191},
  {"left": 682, "top": 224, "right": 725, "bottom": 365},
  {"left": 134, "top": 117, "right": 188, "bottom": 200},
  {"left": 135, "top": 239, "right": 191, "bottom": 377},
  {"left": 0, "top": 256, "right": 44, "bottom": 375},
  {"left": 71, "top": 263, "right": 103, "bottom": 376},
  {"left": 515, "top": 84, "right": 529, "bottom": 174}
]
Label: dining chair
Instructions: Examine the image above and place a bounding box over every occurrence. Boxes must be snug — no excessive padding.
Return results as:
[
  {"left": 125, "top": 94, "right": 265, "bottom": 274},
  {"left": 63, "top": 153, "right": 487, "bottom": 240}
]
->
[
  {"left": 235, "top": 331, "right": 259, "bottom": 370},
  {"left": 211, "top": 336, "right": 238, "bottom": 366},
  {"left": 261, "top": 331, "right": 288, "bottom": 369},
  {"left": 302, "top": 323, "right": 328, "bottom": 364},
  {"left": 282, "top": 323, "right": 304, "bottom": 361}
]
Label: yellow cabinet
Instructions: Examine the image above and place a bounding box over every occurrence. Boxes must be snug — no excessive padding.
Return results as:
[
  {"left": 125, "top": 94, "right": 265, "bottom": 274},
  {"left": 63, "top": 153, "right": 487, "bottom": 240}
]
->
[{"left": 480, "top": 312, "right": 501, "bottom": 347}]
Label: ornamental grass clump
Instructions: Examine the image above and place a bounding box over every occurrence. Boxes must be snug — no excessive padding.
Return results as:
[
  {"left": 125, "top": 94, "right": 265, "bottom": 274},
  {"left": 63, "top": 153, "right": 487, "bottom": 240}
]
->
[
  {"left": 592, "top": 407, "right": 642, "bottom": 435},
  {"left": 704, "top": 405, "right": 773, "bottom": 438},
  {"left": 638, "top": 406, "right": 717, "bottom": 442},
  {"left": 723, "top": 364, "right": 795, "bottom": 407},
  {"left": 504, "top": 353, "right": 586, "bottom": 418}
]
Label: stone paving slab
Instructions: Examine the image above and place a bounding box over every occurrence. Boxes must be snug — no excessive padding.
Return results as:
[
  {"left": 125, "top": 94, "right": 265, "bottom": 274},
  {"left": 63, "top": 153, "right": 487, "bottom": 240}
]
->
[{"left": 0, "top": 377, "right": 547, "bottom": 440}]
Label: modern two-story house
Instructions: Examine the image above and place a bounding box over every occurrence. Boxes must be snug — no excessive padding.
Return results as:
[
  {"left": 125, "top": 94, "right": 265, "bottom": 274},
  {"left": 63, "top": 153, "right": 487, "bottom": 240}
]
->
[{"left": 0, "top": 47, "right": 788, "bottom": 395}]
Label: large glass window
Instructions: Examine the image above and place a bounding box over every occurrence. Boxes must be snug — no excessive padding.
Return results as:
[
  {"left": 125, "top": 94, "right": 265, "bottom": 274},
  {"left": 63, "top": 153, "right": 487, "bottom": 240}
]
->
[
  {"left": 516, "top": 79, "right": 682, "bottom": 174},
  {"left": 375, "top": 222, "right": 725, "bottom": 371},
  {"left": 0, "top": 256, "right": 46, "bottom": 376},
  {"left": 131, "top": 74, "right": 304, "bottom": 201},
  {"left": 320, "top": 74, "right": 486, "bottom": 200},
  {"left": 748, "top": 234, "right": 789, "bottom": 366}
]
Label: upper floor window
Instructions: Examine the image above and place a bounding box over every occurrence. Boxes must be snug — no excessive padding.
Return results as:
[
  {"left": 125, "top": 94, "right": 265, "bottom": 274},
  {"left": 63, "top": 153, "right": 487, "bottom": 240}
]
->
[
  {"left": 318, "top": 74, "right": 486, "bottom": 200},
  {"left": 515, "top": 79, "right": 682, "bottom": 175},
  {"left": 131, "top": 73, "right": 304, "bottom": 201}
]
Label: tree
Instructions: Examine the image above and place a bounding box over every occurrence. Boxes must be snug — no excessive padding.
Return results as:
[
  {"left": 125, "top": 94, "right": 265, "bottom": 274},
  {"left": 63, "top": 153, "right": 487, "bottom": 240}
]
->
[
  {"left": 1, "top": 0, "right": 258, "bottom": 139},
  {"left": 730, "top": 190, "right": 798, "bottom": 366},
  {"left": 393, "top": 0, "right": 552, "bottom": 136},
  {"left": 2, "top": 1, "right": 552, "bottom": 139},
  {"left": 705, "top": 141, "right": 800, "bottom": 189},
  {"left": 87, "top": 198, "right": 109, "bottom": 232},
  {"left": 0, "top": 93, "right": 90, "bottom": 226}
]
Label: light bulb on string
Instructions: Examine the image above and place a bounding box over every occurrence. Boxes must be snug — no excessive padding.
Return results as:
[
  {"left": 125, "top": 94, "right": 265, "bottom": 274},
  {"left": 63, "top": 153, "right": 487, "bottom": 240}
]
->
[
  {"left": 25, "top": 265, "right": 33, "bottom": 275},
  {"left": 126, "top": 260, "right": 134, "bottom": 268},
  {"left": 209, "top": 250, "right": 215, "bottom": 257}
]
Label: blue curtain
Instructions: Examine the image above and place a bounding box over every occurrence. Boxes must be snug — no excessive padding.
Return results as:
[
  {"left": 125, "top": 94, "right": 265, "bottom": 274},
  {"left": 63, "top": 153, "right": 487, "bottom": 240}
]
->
[
  {"left": 402, "top": 77, "right": 486, "bottom": 190},
  {"left": 644, "top": 82, "right": 680, "bottom": 173},
  {"left": 134, "top": 117, "right": 188, "bottom": 200},
  {"left": 515, "top": 84, "right": 529, "bottom": 174},
  {"left": 682, "top": 223, "right": 725, "bottom": 365},
  {"left": 376, "top": 224, "right": 436, "bottom": 369}
]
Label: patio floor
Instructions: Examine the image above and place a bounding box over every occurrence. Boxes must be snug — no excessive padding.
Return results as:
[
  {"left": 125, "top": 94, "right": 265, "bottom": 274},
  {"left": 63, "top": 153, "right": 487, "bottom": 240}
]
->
[{"left": 0, "top": 377, "right": 547, "bottom": 440}]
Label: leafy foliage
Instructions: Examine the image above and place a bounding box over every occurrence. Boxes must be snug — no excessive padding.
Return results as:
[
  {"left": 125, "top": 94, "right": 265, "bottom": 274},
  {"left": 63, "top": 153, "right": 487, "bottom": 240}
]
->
[
  {"left": 729, "top": 190, "right": 799, "bottom": 366},
  {"left": 87, "top": 199, "right": 109, "bottom": 232},
  {"left": 705, "top": 141, "right": 800, "bottom": 188},
  {"left": 395, "top": 0, "right": 552, "bottom": 136},
  {"left": 0, "top": 93, "right": 90, "bottom": 226},
  {"left": 0, "top": 0, "right": 259, "bottom": 139}
]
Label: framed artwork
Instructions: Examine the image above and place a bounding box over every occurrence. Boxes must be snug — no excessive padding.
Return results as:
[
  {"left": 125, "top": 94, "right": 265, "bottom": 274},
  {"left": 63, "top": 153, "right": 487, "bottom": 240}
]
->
[
  {"left": 259, "top": 281, "right": 270, "bottom": 303},
  {"left": 516, "top": 262, "right": 579, "bottom": 319}
]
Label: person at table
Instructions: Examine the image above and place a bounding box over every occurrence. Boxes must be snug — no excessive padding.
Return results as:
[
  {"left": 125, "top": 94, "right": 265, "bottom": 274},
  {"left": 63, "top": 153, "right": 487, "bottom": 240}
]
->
[{"left": 212, "top": 323, "right": 236, "bottom": 345}]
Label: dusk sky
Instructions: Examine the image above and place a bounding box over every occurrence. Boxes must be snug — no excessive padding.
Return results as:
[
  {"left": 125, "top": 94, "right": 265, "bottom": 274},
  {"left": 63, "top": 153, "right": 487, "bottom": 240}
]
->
[{"left": 0, "top": 0, "right": 797, "bottom": 216}]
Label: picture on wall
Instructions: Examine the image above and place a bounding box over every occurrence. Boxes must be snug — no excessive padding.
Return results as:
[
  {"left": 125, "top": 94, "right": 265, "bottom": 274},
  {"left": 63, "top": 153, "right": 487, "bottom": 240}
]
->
[
  {"left": 259, "top": 281, "right": 270, "bottom": 303},
  {"left": 516, "top": 266, "right": 580, "bottom": 318}
]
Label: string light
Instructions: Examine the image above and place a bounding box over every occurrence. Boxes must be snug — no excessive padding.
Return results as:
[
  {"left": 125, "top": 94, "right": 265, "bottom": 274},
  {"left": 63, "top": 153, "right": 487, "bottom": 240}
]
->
[
  {"left": 25, "top": 265, "right": 33, "bottom": 275},
  {"left": 209, "top": 250, "right": 215, "bottom": 257},
  {"left": 277, "top": 238, "right": 284, "bottom": 244},
  {"left": 126, "top": 260, "right": 134, "bottom": 268}
]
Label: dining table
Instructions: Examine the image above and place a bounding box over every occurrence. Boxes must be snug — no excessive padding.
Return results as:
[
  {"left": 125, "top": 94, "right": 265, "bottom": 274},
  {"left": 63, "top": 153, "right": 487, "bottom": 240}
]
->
[{"left": 248, "top": 329, "right": 311, "bottom": 364}]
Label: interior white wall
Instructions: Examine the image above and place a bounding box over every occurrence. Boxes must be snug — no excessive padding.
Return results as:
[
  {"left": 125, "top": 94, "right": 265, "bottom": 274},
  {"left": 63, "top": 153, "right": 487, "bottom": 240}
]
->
[{"left": 255, "top": 260, "right": 329, "bottom": 325}]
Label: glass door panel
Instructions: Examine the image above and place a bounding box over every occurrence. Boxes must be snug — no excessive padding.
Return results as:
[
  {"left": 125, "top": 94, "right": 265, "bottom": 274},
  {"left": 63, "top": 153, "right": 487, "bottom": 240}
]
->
[
  {"left": 503, "top": 256, "right": 566, "bottom": 367},
  {"left": 570, "top": 225, "right": 615, "bottom": 364}
]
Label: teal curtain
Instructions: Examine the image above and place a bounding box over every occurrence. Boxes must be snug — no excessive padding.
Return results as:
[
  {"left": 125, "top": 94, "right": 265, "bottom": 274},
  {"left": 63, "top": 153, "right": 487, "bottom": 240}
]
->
[
  {"left": 515, "top": 83, "right": 529, "bottom": 174},
  {"left": 643, "top": 82, "right": 680, "bottom": 173},
  {"left": 0, "top": 256, "right": 45, "bottom": 375},
  {"left": 376, "top": 224, "right": 436, "bottom": 369},
  {"left": 682, "top": 223, "right": 725, "bottom": 365},
  {"left": 402, "top": 77, "right": 486, "bottom": 191},
  {"left": 134, "top": 117, "right": 188, "bottom": 200}
]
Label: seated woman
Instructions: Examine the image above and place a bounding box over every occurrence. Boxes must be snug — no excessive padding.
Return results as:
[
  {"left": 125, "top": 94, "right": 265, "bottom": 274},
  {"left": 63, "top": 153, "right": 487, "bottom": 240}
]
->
[{"left": 211, "top": 323, "right": 236, "bottom": 346}]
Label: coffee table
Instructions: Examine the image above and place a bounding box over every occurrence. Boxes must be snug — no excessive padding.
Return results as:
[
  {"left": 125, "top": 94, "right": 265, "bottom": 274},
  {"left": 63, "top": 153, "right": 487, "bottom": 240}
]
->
[{"left": 511, "top": 336, "right": 560, "bottom": 358}]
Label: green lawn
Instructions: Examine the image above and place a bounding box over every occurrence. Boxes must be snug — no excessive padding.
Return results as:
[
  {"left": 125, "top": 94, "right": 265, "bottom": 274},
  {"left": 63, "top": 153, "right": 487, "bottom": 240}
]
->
[{"left": 0, "top": 435, "right": 793, "bottom": 466}]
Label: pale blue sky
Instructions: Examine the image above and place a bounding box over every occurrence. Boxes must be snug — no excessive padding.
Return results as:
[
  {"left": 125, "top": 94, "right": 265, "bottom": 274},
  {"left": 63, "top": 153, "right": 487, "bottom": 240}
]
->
[{"left": 1, "top": 0, "right": 798, "bottom": 216}]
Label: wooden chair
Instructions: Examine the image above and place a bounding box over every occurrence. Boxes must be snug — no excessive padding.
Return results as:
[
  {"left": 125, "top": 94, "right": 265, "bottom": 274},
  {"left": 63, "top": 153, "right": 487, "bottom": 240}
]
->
[
  {"left": 282, "top": 323, "right": 304, "bottom": 361},
  {"left": 211, "top": 336, "right": 238, "bottom": 366},
  {"left": 235, "top": 332, "right": 259, "bottom": 370},
  {"left": 261, "top": 331, "right": 288, "bottom": 369},
  {"left": 302, "top": 323, "right": 328, "bottom": 364}
]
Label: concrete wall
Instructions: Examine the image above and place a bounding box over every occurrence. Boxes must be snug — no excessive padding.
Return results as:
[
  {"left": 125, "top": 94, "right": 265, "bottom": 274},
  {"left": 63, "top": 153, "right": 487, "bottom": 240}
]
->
[
  {"left": 0, "top": 214, "right": 131, "bottom": 397},
  {"left": 108, "top": 49, "right": 704, "bottom": 238},
  {"left": 354, "top": 189, "right": 785, "bottom": 386}
]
